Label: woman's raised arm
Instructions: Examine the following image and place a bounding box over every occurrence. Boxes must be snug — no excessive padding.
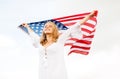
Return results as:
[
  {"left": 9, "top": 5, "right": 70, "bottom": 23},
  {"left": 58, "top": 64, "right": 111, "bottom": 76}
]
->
[
  {"left": 22, "top": 23, "right": 40, "bottom": 47},
  {"left": 80, "top": 10, "right": 97, "bottom": 25},
  {"left": 57, "top": 10, "right": 97, "bottom": 44}
]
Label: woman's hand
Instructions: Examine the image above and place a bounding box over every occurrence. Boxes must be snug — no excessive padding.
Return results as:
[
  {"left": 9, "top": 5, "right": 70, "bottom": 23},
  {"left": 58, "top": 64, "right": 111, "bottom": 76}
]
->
[
  {"left": 80, "top": 10, "right": 98, "bottom": 25},
  {"left": 89, "top": 10, "right": 98, "bottom": 17},
  {"left": 22, "top": 23, "right": 29, "bottom": 28},
  {"left": 22, "top": 23, "right": 33, "bottom": 33}
]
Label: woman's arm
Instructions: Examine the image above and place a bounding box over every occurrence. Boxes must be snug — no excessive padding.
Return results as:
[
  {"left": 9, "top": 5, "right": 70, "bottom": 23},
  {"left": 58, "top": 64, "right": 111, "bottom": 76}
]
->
[
  {"left": 58, "top": 22, "right": 81, "bottom": 44},
  {"left": 58, "top": 10, "right": 97, "bottom": 44},
  {"left": 22, "top": 23, "right": 34, "bottom": 33},
  {"left": 80, "top": 10, "right": 96, "bottom": 25},
  {"left": 22, "top": 23, "right": 40, "bottom": 47}
]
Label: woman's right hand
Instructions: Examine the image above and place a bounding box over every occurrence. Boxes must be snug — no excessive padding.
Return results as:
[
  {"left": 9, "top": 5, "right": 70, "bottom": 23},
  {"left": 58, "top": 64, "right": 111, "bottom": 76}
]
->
[
  {"left": 22, "top": 23, "right": 34, "bottom": 33},
  {"left": 22, "top": 23, "right": 29, "bottom": 28}
]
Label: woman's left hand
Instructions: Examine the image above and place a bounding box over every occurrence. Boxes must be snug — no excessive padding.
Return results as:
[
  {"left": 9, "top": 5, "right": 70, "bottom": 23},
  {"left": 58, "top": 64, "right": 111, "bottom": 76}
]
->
[{"left": 89, "top": 10, "right": 98, "bottom": 17}]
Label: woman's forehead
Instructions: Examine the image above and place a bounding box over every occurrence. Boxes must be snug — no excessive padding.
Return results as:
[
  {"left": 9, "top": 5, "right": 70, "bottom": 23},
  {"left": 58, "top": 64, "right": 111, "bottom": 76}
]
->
[
  {"left": 45, "top": 22, "right": 51, "bottom": 25},
  {"left": 44, "top": 22, "right": 55, "bottom": 27},
  {"left": 46, "top": 22, "right": 54, "bottom": 25}
]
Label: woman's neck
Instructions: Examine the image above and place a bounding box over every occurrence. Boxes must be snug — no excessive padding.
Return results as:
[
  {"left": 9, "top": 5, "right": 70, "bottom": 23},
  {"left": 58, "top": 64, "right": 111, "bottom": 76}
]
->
[
  {"left": 46, "top": 34, "right": 53, "bottom": 43},
  {"left": 42, "top": 34, "right": 54, "bottom": 47}
]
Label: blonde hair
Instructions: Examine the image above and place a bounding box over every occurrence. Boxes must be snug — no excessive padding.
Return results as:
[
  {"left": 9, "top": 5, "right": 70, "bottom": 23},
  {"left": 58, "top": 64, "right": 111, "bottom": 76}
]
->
[{"left": 40, "top": 21, "right": 59, "bottom": 45}]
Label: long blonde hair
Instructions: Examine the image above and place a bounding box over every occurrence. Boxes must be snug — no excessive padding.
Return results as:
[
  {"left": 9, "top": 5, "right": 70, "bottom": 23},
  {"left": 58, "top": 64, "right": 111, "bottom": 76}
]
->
[{"left": 40, "top": 21, "right": 59, "bottom": 45}]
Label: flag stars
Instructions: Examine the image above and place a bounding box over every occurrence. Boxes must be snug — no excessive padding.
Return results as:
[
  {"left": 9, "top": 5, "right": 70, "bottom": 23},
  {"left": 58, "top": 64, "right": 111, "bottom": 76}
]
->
[
  {"left": 40, "top": 27, "right": 44, "bottom": 30},
  {"left": 39, "top": 30, "right": 43, "bottom": 33},
  {"left": 36, "top": 26, "right": 39, "bottom": 29},
  {"left": 36, "top": 24, "right": 40, "bottom": 26},
  {"left": 35, "top": 30, "right": 39, "bottom": 32},
  {"left": 41, "top": 24, "right": 45, "bottom": 27},
  {"left": 31, "top": 26, "right": 34, "bottom": 29}
]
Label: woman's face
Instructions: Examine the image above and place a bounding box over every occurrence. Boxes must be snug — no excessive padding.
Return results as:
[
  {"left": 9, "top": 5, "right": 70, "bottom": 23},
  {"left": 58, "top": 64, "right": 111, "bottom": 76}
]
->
[{"left": 43, "top": 22, "right": 54, "bottom": 34}]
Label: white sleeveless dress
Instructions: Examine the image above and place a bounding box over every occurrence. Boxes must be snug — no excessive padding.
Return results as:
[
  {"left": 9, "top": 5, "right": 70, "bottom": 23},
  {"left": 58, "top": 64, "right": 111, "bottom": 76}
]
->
[{"left": 29, "top": 22, "right": 82, "bottom": 79}]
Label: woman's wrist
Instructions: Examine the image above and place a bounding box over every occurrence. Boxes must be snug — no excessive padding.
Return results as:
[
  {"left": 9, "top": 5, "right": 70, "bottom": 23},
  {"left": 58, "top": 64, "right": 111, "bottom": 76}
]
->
[{"left": 25, "top": 24, "right": 30, "bottom": 29}]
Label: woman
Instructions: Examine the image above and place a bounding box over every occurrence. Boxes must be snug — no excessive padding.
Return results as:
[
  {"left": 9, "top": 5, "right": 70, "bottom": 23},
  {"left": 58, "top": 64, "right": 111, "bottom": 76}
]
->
[{"left": 22, "top": 10, "right": 96, "bottom": 79}]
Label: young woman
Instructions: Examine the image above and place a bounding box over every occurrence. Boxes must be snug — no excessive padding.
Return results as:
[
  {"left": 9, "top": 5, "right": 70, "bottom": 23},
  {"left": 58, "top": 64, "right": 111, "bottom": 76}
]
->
[{"left": 22, "top": 10, "right": 96, "bottom": 79}]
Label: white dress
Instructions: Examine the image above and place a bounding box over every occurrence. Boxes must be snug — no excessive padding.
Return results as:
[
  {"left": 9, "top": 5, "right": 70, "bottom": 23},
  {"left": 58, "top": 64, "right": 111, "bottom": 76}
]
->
[{"left": 29, "top": 22, "right": 82, "bottom": 79}]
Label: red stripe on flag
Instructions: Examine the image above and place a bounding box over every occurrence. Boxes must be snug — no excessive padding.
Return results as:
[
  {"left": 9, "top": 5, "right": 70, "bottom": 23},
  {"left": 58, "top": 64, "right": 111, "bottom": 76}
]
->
[
  {"left": 83, "top": 22, "right": 95, "bottom": 28},
  {"left": 76, "top": 40, "right": 92, "bottom": 45},
  {"left": 56, "top": 17, "right": 84, "bottom": 22},
  {"left": 82, "top": 28, "right": 93, "bottom": 34},
  {"left": 68, "top": 50, "right": 89, "bottom": 55},
  {"left": 54, "top": 12, "right": 90, "bottom": 20},
  {"left": 83, "top": 35, "right": 94, "bottom": 38},
  {"left": 64, "top": 38, "right": 79, "bottom": 46},
  {"left": 89, "top": 17, "right": 97, "bottom": 22},
  {"left": 68, "top": 37, "right": 79, "bottom": 41},
  {"left": 63, "top": 22, "right": 76, "bottom": 26}
]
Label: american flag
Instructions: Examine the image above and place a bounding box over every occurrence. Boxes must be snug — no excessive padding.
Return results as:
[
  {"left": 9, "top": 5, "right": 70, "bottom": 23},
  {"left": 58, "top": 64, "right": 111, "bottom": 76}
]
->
[{"left": 19, "top": 11, "right": 98, "bottom": 55}]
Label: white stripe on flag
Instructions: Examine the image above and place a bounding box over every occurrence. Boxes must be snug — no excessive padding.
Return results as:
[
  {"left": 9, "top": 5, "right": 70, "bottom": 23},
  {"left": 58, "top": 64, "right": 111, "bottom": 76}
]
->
[{"left": 70, "top": 48, "right": 89, "bottom": 52}]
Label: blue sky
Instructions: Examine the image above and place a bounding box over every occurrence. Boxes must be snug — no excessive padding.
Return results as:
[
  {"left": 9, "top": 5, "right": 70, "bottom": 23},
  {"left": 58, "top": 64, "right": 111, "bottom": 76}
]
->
[{"left": 0, "top": 0, "right": 120, "bottom": 79}]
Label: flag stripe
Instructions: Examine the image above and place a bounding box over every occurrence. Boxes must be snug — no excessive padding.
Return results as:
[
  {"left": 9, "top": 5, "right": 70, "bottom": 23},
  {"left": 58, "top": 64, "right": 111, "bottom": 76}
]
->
[
  {"left": 83, "top": 35, "right": 94, "bottom": 38},
  {"left": 84, "top": 22, "right": 96, "bottom": 28},
  {"left": 76, "top": 40, "right": 92, "bottom": 45},
  {"left": 71, "top": 46, "right": 91, "bottom": 50},
  {"left": 68, "top": 50, "right": 89, "bottom": 55},
  {"left": 55, "top": 17, "right": 84, "bottom": 22},
  {"left": 82, "top": 28, "right": 93, "bottom": 34},
  {"left": 54, "top": 12, "right": 90, "bottom": 20},
  {"left": 64, "top": 37, "right": 79, "bottom": 46},
  {"left": 70, "top": 48, "right": 90, "bottom": 52},
  {"left": 72, "top": 43, "right": 91, "bottom": 47}
]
